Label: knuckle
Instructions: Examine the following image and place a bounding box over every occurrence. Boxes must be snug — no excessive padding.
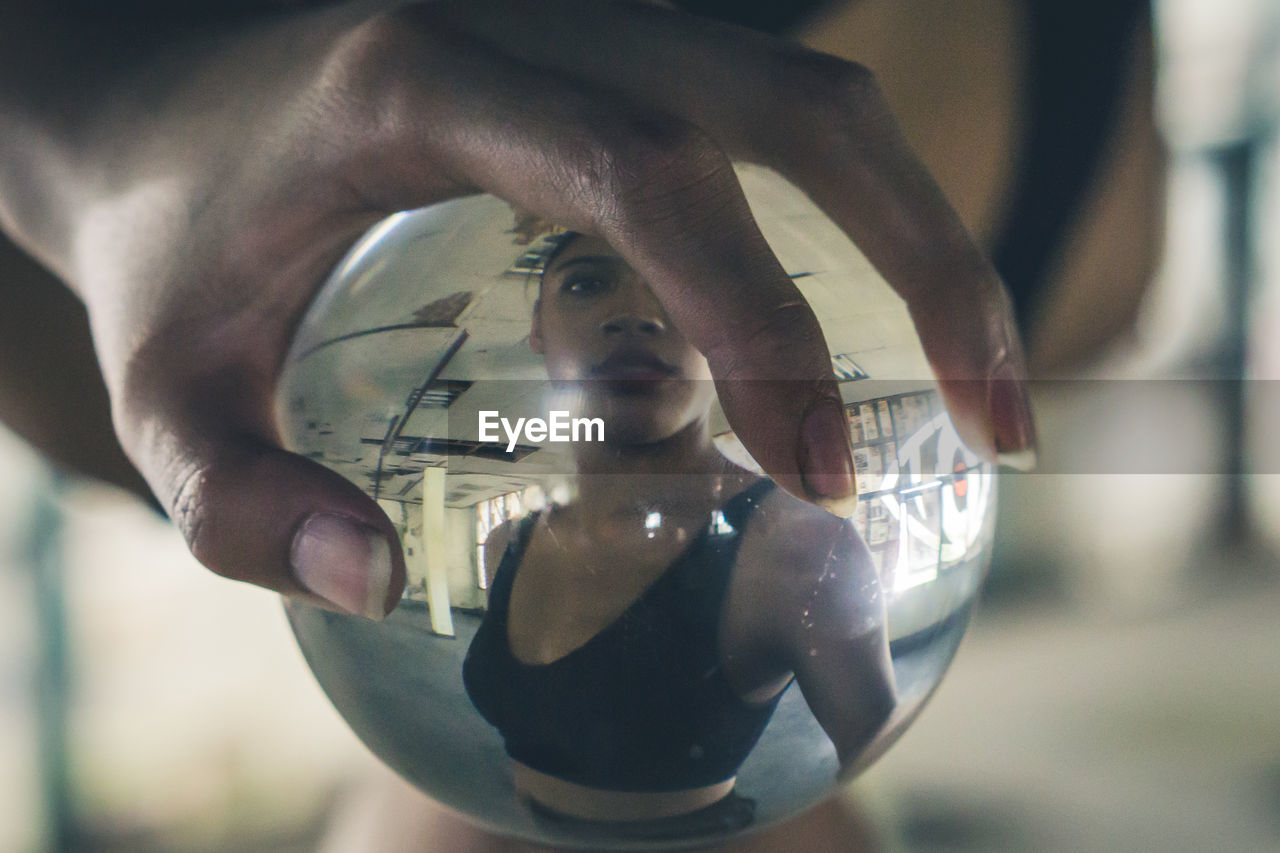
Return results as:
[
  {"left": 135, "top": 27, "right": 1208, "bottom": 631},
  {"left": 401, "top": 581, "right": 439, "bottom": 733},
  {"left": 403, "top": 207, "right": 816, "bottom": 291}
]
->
[
  {"left": 166, "top": 456, "right": 224, "bottom": 572},
  {"left": 771, "top": 52, "right": 886, "bottom": 150},
  {"left": 165, "top": 447, "right": 263, "bottom": 581},
  {"left": 108, "top": 335, "right": 277, "bottom": 582},
  {"left": 318, "top": 13, "right": 436, "bottom": 135},
  {"left": 569, "top": 112, "right": 731, "bottom": 219},
  {"left": 789, "top": 53, "right": 880, "bottom": 113},
  {"left": 323, "top": 18, "right": 393, "bottom": 101},
  {"left": 705, "top": 300, "right": 828, "bottom": 380},
  {"left": 331, "top": 12, "right": 420, "bottom": 85}
]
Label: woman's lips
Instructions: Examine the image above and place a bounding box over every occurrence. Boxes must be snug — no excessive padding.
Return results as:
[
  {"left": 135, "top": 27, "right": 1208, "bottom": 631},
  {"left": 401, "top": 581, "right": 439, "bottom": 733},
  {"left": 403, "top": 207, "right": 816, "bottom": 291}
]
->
[{"left": 590, "top": 350, "right": 679, "bottom": 383}]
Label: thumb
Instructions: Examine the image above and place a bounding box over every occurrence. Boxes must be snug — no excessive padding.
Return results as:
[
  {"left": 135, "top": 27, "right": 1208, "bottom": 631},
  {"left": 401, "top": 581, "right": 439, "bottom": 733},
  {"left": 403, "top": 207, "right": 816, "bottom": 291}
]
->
[{"left": 125, "top": 378, "right": 406, "bottom": 620}]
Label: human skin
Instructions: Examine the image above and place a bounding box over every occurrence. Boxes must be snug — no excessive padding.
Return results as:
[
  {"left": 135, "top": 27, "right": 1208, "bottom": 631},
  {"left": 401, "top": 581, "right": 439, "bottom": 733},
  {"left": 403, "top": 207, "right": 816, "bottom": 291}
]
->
[
  {"left": 532, "top": 233, "right": 721, "bottom": 451},
  {"left": 0, "top": 3, "right": 1050, "bottom": 851},
  {"left": 0, "top": 0, "right": 1033, "bottom": 622}
]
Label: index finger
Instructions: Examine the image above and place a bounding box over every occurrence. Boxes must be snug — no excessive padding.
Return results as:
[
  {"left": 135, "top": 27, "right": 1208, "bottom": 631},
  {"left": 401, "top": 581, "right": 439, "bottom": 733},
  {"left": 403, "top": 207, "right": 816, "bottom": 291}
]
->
[
  {"left": 332, "top": 14, "right": 858, "bottom": 510},
  {"left": 431, "top": 0, "right": 1037, "bottom": 466}
]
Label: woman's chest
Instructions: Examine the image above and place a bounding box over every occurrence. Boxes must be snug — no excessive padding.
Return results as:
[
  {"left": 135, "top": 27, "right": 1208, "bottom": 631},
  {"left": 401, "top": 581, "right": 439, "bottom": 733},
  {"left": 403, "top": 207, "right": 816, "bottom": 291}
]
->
[{"left": 504, "top": 525, "right": 706, "bottom": 665}]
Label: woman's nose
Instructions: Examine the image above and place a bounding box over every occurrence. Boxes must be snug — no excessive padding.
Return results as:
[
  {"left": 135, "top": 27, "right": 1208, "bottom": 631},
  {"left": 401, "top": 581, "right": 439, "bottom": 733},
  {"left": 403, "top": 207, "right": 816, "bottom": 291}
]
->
[
  {"left": 601, "top": 310, "right": 665, "bottom": 337},
  {"left": 599, "top": 294, "right": 665, "bottom": 333},
  {"left": 600, "top": 278, "right": 668, "bottom": 336}
]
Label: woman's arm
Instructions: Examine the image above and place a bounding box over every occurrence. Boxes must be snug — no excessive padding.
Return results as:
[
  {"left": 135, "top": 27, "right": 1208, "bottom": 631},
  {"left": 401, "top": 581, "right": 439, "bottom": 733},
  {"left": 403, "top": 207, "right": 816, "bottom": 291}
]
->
[
  {"left": 782, "top": 517, "right": 896, "bottom": 768},
  {"left": 728, "top": 500, "right": 895, "bottom": 768}
]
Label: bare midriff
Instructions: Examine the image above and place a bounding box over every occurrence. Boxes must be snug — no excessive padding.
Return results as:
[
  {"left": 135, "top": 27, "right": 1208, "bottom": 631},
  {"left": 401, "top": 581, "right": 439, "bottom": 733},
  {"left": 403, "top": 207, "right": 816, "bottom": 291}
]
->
[{"left": 511, "top": 761, "right": 736, "bottom": 822}]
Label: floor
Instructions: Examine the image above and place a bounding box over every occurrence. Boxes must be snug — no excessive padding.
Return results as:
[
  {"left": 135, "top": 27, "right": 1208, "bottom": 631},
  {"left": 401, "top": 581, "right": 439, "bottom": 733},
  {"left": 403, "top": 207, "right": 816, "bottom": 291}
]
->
[{"left": 856, "top": 554, "right": 1280, "bottom": 853}]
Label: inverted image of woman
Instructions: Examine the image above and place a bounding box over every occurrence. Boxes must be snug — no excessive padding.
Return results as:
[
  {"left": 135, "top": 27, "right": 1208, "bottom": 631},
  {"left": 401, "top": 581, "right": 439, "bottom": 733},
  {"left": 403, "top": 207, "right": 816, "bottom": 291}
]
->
[{"left": 464, "top": 231, "right": 897, "bottom": 829}]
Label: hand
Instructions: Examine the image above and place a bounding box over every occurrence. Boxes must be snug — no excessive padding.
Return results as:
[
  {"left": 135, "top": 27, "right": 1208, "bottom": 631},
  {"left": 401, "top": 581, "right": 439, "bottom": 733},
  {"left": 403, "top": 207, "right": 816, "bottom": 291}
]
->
[{"left": 0, "top": 0, "right": 1034, "bottom": 618}]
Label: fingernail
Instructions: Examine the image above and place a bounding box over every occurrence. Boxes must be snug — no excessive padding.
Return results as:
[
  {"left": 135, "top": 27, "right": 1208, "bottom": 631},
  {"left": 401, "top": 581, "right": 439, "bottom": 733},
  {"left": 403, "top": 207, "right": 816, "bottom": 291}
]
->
[
  {"left": 799, "top": 400, "right": 857, "bottom": 516},
  {"left": 989, "top": 361, "right": 1037, "bottom": 465},
  {"left": 291, "top": 513, "right": 393, "bottom": 621},
  {"left": 997, "top": 448, "right": 1038, "bottom": 471}
]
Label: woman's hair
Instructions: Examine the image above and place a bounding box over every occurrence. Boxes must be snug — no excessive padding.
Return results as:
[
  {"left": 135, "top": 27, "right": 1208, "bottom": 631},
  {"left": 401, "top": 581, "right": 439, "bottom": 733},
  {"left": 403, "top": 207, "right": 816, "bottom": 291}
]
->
[
  {"left": 538, "top": 232, "right": 579, "bottom": 279},
  {"left": 506, "top": 204, "right": 580, "bottom": 299}
]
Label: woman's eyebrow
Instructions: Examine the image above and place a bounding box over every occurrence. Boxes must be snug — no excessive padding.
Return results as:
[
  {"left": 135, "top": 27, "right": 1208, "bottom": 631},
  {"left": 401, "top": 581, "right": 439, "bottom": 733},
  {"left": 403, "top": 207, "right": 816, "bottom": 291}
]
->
[{"left": 548, "top": 255, "right": 619, "bottom": 273}]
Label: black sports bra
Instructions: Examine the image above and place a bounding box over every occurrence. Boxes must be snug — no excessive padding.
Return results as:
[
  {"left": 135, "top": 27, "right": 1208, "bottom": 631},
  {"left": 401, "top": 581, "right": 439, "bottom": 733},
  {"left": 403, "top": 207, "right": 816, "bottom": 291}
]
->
[{"left": 462, "top": 478, "right": 785, "bottom": 793}]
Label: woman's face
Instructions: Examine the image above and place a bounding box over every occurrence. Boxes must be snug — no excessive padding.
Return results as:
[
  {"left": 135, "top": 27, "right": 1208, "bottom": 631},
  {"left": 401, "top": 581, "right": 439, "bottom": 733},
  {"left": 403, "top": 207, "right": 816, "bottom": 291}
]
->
[{"left": 531, "top": 235, "right": 716, "bottom": 445}]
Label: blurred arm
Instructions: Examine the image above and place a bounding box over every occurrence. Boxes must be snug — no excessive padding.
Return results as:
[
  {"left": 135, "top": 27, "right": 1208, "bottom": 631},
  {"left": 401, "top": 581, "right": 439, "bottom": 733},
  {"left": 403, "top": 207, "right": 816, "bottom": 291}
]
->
[{"left": 0, "top": 231, "right": 154, "bottom": 502}]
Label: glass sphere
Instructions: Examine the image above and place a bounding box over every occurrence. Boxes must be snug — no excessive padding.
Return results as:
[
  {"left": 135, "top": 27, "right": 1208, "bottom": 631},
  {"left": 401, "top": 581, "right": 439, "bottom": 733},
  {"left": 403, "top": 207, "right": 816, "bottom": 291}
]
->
[{"left": 274, "top": 165, "right": 995, "bottom": 850}]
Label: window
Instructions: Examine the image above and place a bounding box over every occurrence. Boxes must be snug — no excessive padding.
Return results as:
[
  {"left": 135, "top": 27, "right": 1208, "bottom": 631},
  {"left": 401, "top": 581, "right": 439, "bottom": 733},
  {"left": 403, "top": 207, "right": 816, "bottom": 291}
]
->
[{"left": 474, "top": 490, "right": 529, "bottom": 590}]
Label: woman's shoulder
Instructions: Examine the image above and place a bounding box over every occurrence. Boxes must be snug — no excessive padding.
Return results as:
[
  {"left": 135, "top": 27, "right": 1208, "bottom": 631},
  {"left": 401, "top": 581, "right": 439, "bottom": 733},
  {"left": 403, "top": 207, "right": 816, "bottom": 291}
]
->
[
  {"left": 481, "top": 513, "right": 537, "bottom": 588},
  {"left": 740, "top": 483, "right": 862, "bottom": 580},
  {"left": 720, "top": 482, "right": 874, "bottom": 667},
  {"left": 756, "top": 481, "right": 853, "bottom": 534},
  {"left": 717, "top": 463, "right": 852, "bottom": 546}
]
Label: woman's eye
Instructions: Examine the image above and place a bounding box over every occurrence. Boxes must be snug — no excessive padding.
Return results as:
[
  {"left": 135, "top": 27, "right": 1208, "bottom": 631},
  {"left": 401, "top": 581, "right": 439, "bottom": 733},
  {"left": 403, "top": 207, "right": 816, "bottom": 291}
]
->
[{"left": 563, "top": 276, "right": 610, "bottom": 296}]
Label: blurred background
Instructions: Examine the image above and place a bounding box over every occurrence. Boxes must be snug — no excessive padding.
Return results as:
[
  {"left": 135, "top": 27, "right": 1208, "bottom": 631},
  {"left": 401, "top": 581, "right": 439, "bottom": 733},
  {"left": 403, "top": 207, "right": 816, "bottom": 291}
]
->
[{"left": 3, "top": 0, "right": 1280, "bottom": 851}]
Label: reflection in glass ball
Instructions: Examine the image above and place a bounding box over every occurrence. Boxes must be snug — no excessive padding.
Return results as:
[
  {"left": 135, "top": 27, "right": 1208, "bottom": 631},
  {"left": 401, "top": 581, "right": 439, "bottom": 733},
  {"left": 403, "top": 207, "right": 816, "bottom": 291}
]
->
[{"left": 274, "top": 166, "right": 996, "bottom": 850}]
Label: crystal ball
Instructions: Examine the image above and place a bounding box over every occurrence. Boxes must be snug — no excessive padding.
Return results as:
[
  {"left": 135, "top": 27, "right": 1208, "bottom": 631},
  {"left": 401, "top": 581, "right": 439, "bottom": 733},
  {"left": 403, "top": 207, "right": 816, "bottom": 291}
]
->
[{"left": 274, "top": 165, "right": 996, "bottom": 849}]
